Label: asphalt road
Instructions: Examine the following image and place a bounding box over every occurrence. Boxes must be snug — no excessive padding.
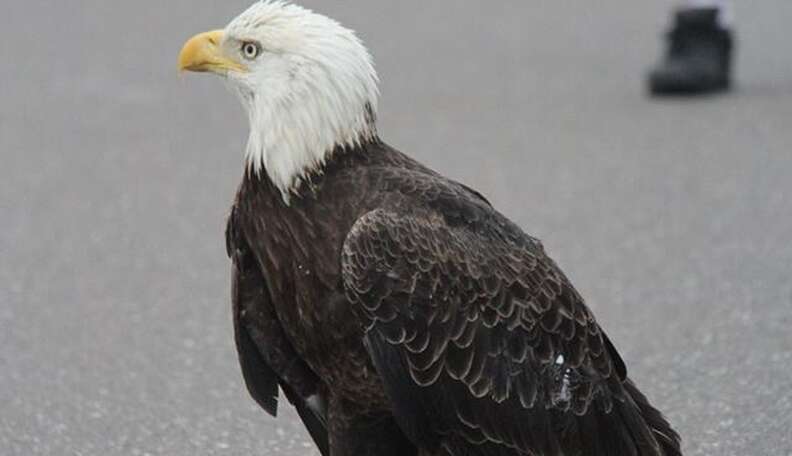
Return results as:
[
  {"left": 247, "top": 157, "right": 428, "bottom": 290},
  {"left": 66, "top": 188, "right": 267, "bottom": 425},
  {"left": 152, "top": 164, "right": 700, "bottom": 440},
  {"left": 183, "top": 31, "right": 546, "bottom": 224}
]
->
[{"left": 2, "top": 1, "right": 791, "bottom": 455}]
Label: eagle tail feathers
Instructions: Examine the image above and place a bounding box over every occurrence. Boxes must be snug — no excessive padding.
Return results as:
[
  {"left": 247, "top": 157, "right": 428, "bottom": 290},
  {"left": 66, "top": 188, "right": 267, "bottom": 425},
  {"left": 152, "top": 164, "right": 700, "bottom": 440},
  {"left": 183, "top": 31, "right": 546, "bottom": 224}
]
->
[{"left": 624, "top": 379, "right": 683, "bottom": 456}]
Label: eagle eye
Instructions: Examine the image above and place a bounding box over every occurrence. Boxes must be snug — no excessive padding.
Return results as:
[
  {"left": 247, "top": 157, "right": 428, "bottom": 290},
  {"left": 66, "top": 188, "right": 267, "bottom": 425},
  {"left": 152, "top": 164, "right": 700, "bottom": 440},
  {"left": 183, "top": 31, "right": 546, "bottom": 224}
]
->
[{"left": 241, "top": 41, "right": 261, "bottom": 60}]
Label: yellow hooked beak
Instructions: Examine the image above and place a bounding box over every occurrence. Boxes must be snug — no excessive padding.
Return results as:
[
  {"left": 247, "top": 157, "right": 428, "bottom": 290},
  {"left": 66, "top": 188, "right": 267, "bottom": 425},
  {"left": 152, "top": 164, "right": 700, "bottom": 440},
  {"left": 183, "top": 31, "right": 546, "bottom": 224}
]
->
[{"left": 178, "top": 30, "right": 247, "bottom": 74}]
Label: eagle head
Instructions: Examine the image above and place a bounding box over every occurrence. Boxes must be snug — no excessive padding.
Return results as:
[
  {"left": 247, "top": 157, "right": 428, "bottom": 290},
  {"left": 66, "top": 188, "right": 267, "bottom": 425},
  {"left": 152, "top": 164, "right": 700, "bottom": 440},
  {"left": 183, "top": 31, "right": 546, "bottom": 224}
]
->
[{"left": 178, "top": 1, "right": 379, "bottom": 200}]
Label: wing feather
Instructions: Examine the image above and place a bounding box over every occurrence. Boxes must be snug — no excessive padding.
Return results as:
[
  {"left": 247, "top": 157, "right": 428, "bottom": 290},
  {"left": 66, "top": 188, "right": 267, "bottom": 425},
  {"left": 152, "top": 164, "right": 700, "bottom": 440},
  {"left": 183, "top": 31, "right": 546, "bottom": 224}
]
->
[
  {"left": 341, "top": 189, "right": 679, "bottom": 455},
  {"left": 227, "top": 212, "right": 329, "bottom": 456}
]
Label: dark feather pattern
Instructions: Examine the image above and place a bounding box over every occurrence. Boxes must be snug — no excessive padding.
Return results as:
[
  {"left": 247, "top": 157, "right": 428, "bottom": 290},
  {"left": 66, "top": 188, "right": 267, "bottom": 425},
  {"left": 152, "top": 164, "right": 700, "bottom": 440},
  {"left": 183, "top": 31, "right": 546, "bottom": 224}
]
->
[
  {"left": 225, "top": 139, "right": 682, "bottom": 456},
  {"left": 228, "top": 212, "right": 329, "bottom": 455}
]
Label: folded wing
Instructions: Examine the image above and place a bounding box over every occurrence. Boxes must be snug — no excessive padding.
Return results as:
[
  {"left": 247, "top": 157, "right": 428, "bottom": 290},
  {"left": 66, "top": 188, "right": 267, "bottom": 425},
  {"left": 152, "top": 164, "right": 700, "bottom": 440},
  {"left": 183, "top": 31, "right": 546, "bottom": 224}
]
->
[{"left": 342, "top": 199, "right": 676, "bottom": 456}]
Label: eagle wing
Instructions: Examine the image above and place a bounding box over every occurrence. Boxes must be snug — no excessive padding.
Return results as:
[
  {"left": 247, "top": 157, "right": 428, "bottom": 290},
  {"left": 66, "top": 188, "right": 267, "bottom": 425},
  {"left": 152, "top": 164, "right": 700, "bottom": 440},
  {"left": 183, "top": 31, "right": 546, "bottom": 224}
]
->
[
  {"left": 228, "top": 213, "right": 330, "bottom": 456},
  {"left": 341, "top": 192, "right": 677, "bottom": 455}
]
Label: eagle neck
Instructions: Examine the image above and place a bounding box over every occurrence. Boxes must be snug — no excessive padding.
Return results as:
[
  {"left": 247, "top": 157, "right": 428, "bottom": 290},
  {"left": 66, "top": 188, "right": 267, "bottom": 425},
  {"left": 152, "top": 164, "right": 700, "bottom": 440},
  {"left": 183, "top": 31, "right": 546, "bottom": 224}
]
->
[{"left": 240, "top": 137, "right": 381, "bottom": 210}]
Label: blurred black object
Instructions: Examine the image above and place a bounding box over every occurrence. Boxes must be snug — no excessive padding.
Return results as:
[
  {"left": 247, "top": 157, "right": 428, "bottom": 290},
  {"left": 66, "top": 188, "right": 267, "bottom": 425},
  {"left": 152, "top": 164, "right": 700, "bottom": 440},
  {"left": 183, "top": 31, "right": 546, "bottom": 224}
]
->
[{"left": 648, "top": 7, "right": 734, "bottom": 95}]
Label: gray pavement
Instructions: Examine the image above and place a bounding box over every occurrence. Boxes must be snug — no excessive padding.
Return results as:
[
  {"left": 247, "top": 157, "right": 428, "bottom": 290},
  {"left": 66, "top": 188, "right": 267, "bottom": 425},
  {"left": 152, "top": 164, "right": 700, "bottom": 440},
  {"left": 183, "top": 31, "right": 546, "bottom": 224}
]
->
[{"left": 2, "top": 1, "right": 791, "bottom": 455}]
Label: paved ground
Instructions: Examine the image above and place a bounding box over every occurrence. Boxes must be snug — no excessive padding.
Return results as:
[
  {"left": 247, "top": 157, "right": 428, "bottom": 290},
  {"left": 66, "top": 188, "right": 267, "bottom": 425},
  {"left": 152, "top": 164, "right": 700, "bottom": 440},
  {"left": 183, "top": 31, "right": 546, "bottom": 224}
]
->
[{"left": 2, "top": 1, "right": 791, "bottom": 455}]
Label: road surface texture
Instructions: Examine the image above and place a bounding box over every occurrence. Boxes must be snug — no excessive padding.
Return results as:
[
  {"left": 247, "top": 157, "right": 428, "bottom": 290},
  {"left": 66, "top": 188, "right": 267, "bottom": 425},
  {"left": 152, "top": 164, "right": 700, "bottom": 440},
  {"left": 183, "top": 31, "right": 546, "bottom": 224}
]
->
[{"left": 2, "top": 1, "right": 791, "bottom": 455}]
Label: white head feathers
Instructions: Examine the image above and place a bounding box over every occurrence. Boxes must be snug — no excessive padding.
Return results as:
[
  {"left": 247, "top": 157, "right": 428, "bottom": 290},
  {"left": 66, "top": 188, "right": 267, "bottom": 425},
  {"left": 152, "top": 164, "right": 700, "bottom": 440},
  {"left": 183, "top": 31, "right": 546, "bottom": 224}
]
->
[{"left": 221, "top": 1, "right": 379, "bottom": 200}]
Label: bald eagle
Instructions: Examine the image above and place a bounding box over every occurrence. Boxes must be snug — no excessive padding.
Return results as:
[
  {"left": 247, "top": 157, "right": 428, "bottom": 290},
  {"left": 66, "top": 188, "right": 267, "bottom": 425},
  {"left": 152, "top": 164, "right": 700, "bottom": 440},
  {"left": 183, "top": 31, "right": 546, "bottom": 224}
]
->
[{"left": 178, "top": 2, "right": 682, "bottom": 455}]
